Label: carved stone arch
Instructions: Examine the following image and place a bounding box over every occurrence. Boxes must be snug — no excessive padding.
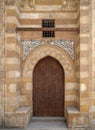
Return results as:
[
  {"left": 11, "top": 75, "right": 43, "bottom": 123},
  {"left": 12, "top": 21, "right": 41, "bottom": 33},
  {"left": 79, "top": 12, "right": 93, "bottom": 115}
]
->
[
  {"left": 22, "top": 43, "right": 76, "bottom": 119},
  {"left": 23, "top": 43, "right": 75, "bottom": 79}
]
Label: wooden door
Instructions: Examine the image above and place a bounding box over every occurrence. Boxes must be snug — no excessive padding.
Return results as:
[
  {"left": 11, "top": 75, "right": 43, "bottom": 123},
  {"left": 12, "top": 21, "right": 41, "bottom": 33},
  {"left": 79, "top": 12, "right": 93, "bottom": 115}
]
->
[{"left": 33, "top": 56, "right": 64, "bottom": 117}]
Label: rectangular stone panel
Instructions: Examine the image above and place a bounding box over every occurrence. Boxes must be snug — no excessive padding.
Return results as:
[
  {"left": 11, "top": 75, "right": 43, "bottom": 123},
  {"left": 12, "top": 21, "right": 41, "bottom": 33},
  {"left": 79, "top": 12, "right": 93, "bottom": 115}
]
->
[
  {"left": 6, "top": 9, "right": 15, "bottom": 16},
  {"left": 35, "top": 0, "right": 62, "bottom": 5},
  {"left": 0, "top": 71, "right": 5, "bottom": 78}
]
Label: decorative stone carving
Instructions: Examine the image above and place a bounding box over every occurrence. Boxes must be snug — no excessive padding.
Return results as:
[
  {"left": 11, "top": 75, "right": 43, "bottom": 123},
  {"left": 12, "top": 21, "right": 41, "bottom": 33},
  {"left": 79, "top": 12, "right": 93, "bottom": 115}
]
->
[
  {"left": 62, "top": 0, "right": 79, "bottom": 11},
  {"left": 18, "top": 0, "right": 35, "bottom": 11},
  {"left": 19, "top": 0, "right": 33, "bottom": 7},
  {"left": 17, "top": 0, "right": 78, "bottom": 12},
  {"left": 21, "top": 39, "right": 74, "bottom": 60},
  {"left": 80, "top": 0, "right": 90, "bottom": 6},
  {"left": 5, "top": 0, "right": 16, "bottom": 5},
  {"left": 62, "top": 0, "right": 67, "bottom": 6},
  {"left": 49, "top": 39, "right": 74, "bottom": 60},
  {"left": 23, "top": 44, "right": 75, "bottom": 78},
  {"left": 21, "top": 39, "right": 44, "bottom": 59}
]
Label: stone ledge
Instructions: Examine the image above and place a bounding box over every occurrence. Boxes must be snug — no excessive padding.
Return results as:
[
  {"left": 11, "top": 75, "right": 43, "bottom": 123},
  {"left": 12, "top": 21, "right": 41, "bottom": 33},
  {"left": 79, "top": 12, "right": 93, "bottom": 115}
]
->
[
  {"left": 5, "top": 106, "right": 31, "bottom": 128},
  {"left": 67, "top": 107, "right": 89, "bottom": 128},
  {"left": 15, "top": 106, "right": 31, "bottom": 114},
  {"left": 66, "top": 107, "right": 80, "bottom": 128},
  {"left": 67, "top": 107, "right": 80, "bottom": 115}
]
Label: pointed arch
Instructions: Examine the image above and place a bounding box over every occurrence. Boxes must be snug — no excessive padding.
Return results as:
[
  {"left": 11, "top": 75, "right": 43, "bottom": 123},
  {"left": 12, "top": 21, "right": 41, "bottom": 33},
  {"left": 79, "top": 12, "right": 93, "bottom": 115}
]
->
[{"left": 23, "top": 43, "right": 75, "bottom": 78}]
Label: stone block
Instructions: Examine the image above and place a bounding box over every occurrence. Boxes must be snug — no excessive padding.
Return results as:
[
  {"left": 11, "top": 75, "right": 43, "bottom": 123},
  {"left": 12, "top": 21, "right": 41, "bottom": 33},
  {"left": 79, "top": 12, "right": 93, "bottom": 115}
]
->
[
  {"left": 8, "top": 84, "right": 16, "bottom": 92},
  {"left": 25, "top": 83, "right": 32, "bottom": 90},
  {"left": 5, "top": 107, "right": 31, "bottom": 128},
  {"left": 6, "top": 8, "right": 15, "bottom": 16},
  {"left": 6, "top": 36, "right": 16, "bottom": 43},
  {"left": 80, "top": 92, "right": 89, "bottom": 98},
  {"left": 65, "top": 101, "right": 76, "bottom": 107},
  {"left": 80, "top": 105, "right": 89, "bottom": 112},
  {"left": 20, "top": 77, "right": 32, "bottom": 83},
  {"left": 6, "top": 71, "right": 20, "bottom": 78},
  {"left": 5, "top": 105, "right": 16, "bottom": 113},
  {"left": 66, "top": 107, "right": 80, "bottom": 127}
]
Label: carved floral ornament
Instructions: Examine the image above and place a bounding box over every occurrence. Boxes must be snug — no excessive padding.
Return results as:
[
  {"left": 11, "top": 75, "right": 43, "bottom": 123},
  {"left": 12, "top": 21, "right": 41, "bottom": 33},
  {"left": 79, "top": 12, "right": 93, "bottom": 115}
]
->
[
  {"left": 16, "top": 0, "right": 78, "bottom": 11},
  {"left": 20, "top": 39, "right": 74, "bottom": 60},
  {"left": 62, "top": 0, "right": 78, "bottom": 6},
  {"left": 5, "top": 0, "right": 16, "bottom": 5},
  {"left": 19, "top": 0, "right": 34, "bottom": 8},
  {"left": 62, "top": 0, "right": 78, "bottom": 11}
]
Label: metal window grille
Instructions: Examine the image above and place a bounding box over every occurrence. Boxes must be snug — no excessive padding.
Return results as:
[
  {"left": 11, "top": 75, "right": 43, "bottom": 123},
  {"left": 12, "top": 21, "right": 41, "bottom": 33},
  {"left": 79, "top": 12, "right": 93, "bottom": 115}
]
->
[{"left": 42, "top": 19, "right": 55, "bottom": 37}]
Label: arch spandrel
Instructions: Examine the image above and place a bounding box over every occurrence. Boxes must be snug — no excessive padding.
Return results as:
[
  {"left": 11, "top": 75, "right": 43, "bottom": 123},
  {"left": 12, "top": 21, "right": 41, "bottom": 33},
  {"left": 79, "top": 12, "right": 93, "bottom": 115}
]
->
[{"left": 23, "top": 44, "right": 75, "bottom": 78}]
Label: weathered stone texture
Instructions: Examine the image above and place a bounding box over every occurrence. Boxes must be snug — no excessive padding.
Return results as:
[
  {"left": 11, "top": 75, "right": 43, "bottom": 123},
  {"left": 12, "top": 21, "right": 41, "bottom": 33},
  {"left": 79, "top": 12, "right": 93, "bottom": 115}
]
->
[
  {"left": 0, "top": 0, "right": 5, "bottom": 127},
  {"left": 0, "top": 0, "right": 95, "bottom": 129}
]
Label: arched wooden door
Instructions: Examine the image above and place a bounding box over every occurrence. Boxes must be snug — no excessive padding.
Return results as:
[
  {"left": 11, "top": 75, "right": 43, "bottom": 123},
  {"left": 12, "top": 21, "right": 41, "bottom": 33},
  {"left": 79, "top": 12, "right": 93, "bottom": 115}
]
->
[{"left": 33, "top": 56, "right": 64, "bottom": 117}]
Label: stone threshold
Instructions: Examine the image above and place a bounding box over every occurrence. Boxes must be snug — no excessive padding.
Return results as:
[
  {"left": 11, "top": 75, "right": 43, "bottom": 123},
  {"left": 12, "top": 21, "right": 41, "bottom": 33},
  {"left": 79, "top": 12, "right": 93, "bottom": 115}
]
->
[
  {"left": 31, "top": 117, "right": 65, "bottom": 122},
  {"left": 28, "top": 117, "right": 67, "bottom": 129}
]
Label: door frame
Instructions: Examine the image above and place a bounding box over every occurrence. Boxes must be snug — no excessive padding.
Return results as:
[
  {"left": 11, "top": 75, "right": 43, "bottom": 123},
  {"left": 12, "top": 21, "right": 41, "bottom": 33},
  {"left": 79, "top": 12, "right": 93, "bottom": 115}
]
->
[
  {"left": 23, "top": 44, "right": 75, "bottom": 119},
  {"left": 33, "top": 56, "right": 65, "bottom": 117}
]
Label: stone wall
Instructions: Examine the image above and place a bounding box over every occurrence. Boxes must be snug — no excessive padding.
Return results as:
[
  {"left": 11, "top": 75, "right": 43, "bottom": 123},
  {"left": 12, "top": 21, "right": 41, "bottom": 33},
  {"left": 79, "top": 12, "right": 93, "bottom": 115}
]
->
[
  {"left": 90, "top": 0, "right": 95, "bottom": 127},
  {"left": 0, "top": 0, "right": 5, "bottom": 127},
  {"left": 16, "top": 0, "right": 81, "bottom": 128},
  {"left": 23, "top": 44, "right": 76, "bottom": 112},
  {"left": 5, "top": 0, "right": 19, "bottom": 113},
  {"left": 0, "top": 0, "right": 95, "bottom": 129},
  {"left": 79, "top": 0, "right": 90, "bottom": 113},
  {"left": 4, "top": 0, "right": 81, "bottom": 128},
  {"left": 66, "top": 0, "right": 92, "bottom": 127},
  {"left": 4, "top": 0, "right": 31, "bottom": 127}
]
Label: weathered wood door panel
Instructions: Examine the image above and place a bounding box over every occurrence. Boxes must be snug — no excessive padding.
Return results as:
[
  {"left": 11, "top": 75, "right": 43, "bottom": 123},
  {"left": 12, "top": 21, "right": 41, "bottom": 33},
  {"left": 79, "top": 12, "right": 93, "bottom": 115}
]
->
[{"left": 33, "top": 56, "right": 64, "bottom": 116}]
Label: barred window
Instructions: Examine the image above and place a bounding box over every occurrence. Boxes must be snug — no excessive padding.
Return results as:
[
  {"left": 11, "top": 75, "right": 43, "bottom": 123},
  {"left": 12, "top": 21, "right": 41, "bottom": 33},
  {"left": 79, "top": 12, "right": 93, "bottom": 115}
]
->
[
  {"left": 42, "top": 19, "right": 55, "bottom": 38},
  {"left": 43, "top": 31, "right": 55, "bottom": 37},
  {"left": 42, "top": 19, "right": 55, "bottom": 28}
]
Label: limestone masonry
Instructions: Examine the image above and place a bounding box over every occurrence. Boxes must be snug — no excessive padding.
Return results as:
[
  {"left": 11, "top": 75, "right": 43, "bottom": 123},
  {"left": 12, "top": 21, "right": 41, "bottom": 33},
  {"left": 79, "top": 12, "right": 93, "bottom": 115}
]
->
[{"left": 0, "top": 0, "right": 95, "bottom": 129}]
